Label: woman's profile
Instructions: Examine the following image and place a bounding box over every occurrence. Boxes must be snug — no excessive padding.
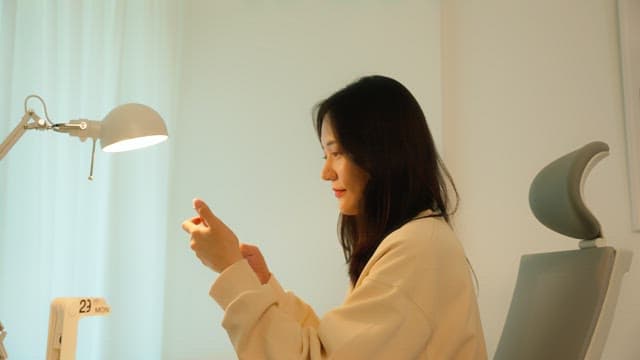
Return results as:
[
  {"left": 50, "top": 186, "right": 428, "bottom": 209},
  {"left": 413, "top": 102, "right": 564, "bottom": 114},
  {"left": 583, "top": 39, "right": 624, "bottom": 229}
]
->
[{"left": 182, "top": 75, "right": 487, "bottom": 359}]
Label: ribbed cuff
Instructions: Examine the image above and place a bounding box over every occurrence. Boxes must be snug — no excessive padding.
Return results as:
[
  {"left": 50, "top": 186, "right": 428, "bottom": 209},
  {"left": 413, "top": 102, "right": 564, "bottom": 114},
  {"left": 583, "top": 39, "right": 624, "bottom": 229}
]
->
[{"left": 209, "top": 259, "right": 262, "bottom": 309}]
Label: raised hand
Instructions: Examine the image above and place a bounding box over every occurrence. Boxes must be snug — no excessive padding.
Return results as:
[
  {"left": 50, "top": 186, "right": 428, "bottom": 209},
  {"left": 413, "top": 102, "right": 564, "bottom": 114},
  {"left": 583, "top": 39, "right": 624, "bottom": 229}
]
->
[{"left": 181, "top": 198, "right": 243, "bottom": 273}]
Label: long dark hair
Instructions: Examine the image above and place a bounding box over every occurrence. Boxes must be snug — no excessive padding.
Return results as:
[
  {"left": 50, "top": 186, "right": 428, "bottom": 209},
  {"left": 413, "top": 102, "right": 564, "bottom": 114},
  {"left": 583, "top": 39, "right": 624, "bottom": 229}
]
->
[{"left": 314, "top": 75, "right": 458, "bottom": 285}]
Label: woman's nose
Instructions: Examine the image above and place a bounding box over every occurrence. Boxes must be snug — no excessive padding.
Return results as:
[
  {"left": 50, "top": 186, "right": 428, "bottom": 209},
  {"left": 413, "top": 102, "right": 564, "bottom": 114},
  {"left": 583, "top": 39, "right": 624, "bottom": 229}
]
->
[{"left": 321, "top": 159, "right": 336, "bottom": 181}]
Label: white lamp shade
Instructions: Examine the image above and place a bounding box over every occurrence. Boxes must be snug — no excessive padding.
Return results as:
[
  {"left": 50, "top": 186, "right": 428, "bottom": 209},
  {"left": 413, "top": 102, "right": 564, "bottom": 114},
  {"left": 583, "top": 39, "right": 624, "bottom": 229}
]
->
[{"left": 100, "top": 103, "right": 168, "bottom": 153}]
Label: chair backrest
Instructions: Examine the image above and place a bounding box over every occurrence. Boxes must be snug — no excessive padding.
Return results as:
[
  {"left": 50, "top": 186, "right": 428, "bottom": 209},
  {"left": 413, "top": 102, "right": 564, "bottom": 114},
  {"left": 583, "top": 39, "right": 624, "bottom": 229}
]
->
[{"left": 494, "top": 142, "right": 632, "bottom": 360}]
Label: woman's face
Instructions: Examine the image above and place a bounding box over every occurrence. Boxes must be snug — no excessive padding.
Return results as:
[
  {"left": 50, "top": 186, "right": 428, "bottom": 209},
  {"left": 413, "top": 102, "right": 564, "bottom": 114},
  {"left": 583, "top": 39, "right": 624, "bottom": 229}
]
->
[{"left": 320, "top": 116, "right": 369, "bottom": 215}]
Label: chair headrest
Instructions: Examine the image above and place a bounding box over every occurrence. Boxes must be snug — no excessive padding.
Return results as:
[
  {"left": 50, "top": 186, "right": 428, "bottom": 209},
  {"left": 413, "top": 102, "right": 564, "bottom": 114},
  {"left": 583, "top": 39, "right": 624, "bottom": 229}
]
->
[{"left": 529, "top": 141, "right": 609, "bottom": 240}]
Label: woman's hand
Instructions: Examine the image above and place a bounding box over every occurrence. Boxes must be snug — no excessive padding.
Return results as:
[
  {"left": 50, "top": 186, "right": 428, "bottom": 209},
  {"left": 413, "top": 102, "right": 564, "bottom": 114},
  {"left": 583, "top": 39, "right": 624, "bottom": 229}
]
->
[
  {"left": 181, "top": 198, "right": 242, "bottom": 273},
  {"left": 240, "top": 243, "right": 271, "bottom": 284}
]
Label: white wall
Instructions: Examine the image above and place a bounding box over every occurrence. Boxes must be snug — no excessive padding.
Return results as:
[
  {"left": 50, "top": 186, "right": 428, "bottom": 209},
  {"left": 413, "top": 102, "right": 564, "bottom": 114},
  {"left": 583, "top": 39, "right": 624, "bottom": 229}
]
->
[
  {"left": 442, "top": 0, "right": 640, "bottom": 358},
  {"left": 162, "top": 1, "right": 442, "bottom": 358}
]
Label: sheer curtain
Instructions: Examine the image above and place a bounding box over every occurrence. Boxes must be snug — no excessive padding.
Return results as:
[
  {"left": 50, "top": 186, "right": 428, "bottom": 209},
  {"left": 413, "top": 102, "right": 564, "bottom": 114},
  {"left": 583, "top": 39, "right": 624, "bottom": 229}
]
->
[{"left": 0, "top": 1, "right": 182, "bottom": 358}]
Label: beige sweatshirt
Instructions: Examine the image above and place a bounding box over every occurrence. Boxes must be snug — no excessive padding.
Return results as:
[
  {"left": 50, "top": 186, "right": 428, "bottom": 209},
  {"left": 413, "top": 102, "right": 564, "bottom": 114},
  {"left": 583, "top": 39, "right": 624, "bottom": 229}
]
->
[{"left": 210, "top": 213, "right": 488, "bottom": 359}]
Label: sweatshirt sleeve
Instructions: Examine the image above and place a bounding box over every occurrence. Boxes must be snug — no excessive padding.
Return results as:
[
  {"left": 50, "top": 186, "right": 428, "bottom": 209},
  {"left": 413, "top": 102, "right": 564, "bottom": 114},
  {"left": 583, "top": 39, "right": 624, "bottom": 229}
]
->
[{"left": 209, "top": 259, "right": 430, "bottom": 359}]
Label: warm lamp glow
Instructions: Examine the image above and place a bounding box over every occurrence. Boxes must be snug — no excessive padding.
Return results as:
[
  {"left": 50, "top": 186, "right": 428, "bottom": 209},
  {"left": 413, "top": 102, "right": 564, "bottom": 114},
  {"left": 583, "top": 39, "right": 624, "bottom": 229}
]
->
[
  {"left": 103, "top": 134, "right": 168, "bottom": 153},
  {"left": 99, "top": 103, "right": 168, "bottom": 151}
]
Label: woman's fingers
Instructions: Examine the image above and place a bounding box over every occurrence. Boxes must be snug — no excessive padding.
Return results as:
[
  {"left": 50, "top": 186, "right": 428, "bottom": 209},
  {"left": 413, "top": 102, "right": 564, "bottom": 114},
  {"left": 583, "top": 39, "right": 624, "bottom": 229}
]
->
[
  {"left": 194, "top": 198, "right": 220, "bottom": 228},
  {"left": 181, "top": 216, "right": 203, "bottom": 233},
  {"left": 182, "top": 198, "right": 243, "bottom": 273}
]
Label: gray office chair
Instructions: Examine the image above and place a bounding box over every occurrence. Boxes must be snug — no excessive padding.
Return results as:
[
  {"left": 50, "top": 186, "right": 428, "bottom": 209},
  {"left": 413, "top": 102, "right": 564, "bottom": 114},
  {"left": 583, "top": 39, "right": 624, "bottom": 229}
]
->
[{"left": 494, "top": 141, "right": 632, "bottom": 360}]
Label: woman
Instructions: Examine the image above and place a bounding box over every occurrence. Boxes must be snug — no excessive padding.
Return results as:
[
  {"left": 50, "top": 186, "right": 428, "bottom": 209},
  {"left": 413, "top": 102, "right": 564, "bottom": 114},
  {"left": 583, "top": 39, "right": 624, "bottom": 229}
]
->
[{"left": 182, "top": 75, "right": 487, "bottom": 359}]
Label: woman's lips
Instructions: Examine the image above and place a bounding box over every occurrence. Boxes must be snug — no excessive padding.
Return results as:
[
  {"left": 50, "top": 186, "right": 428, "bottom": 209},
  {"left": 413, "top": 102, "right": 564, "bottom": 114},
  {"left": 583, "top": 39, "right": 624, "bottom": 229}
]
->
[{"left": 333, "top": 189, "right": 346, "bottom": 198}]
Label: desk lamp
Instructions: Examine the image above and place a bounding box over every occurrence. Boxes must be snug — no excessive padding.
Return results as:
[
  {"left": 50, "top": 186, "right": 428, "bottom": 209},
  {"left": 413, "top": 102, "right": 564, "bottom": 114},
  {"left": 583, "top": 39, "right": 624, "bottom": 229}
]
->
[
  {"left": 0, "top": 95, "right": 168, "bottom": 359},
  {"left": 0, "top": 94, "right": 168, "bottom": 179}
]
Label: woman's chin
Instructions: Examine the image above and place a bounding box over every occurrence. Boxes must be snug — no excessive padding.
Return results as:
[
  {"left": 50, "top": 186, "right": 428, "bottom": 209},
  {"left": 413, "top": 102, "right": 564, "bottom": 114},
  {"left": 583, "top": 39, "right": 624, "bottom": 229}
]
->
[{"left": 339, "top": 207, "right": 358, "bottom": 216}]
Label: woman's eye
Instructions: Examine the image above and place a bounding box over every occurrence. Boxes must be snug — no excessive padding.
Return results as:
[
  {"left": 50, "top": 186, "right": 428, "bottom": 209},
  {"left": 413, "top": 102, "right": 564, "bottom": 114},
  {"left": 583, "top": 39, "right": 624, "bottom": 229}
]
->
[{"left": 321, "top": 151, "right": 342, "bottom": 160}]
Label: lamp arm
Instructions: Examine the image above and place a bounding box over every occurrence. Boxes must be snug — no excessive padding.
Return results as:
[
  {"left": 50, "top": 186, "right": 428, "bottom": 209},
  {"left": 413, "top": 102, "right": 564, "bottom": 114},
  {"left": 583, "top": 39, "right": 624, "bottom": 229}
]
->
[
  {"left": 0, "top": 112, "right": 32, "bottom": 161},
  {"left": 0, "top": 110, "right": 101, "bottom": 180},
  {"left": 0, "top": 96, "right": 102, "bottom": 162}
]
